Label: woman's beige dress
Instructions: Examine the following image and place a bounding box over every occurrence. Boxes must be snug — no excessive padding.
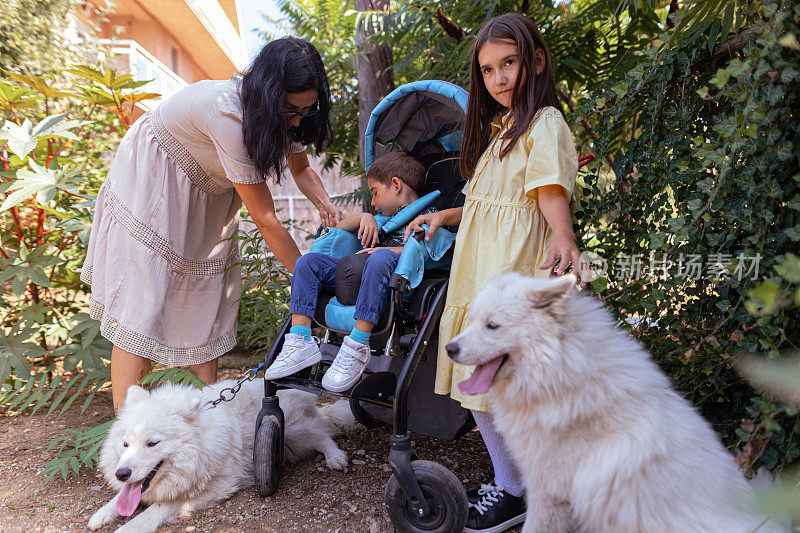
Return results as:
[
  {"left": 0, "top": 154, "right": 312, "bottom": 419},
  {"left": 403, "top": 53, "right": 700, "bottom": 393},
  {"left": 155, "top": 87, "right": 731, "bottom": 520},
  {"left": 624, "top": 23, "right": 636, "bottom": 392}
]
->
[
  {"left": 81, "top": 78, "right": 304, "bottom": 366},
  {"left": 435, "top": 107, "right": 579, "bottom": 411}
]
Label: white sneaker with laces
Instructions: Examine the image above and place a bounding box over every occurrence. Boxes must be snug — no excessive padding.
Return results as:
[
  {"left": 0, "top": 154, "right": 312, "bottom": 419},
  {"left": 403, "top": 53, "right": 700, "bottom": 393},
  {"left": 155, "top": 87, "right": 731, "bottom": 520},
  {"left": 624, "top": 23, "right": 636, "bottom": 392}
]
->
[
  {"left": 321, "top": 336, "right": 371, "bottom": 392},
  {"left": 263, "top": 333, "right": 321, "bottom": 380}
]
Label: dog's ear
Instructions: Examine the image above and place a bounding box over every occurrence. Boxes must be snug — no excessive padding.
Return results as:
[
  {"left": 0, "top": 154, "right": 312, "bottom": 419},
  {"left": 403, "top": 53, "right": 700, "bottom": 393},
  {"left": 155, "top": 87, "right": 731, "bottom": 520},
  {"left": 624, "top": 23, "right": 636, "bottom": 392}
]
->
[
  {"left": 180, "top": 394, "right": 204, "bottom": 422},
  {"left": 528, "top": 274, "right": 576, "bottom": 309},
  {"left": 124, "top": 385, "right": 149, "bottom": 407}
]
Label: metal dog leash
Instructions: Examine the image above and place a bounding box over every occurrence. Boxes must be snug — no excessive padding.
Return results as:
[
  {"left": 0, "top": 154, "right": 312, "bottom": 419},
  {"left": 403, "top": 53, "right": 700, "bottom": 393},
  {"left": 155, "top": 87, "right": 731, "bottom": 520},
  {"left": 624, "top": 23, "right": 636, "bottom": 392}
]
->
[{"left": 205, "top": 357, "right": 269, "bottom": 409}]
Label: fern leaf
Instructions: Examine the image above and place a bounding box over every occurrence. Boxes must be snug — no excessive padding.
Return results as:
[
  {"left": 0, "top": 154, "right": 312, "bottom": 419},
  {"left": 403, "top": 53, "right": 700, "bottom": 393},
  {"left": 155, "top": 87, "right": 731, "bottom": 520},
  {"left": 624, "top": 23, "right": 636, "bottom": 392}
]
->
[
  {"left": 59, "top": 374, "right": 91, "bottom": 415},
  {"left": 30, "top": 373, "right": 61, "bottom": 415},
  {"left": 46, "top": 372, "right": 81, "bottom": 416},
  {"left": 5, "top": 374, "right": 36, "bottom": 413},
  {"left": 59, "top": 390, "right": 82, "bottom": 415},
  {"left": 79, "top": 392, "right": 95, "bottom": 415}
]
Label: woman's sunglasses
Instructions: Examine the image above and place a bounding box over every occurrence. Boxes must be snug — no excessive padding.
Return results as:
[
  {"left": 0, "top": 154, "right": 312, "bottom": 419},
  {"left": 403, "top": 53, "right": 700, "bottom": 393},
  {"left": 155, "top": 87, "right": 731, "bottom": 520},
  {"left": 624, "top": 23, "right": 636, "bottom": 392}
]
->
[{"left": 286, "top": 100, "right": 320, "bottom": 119}]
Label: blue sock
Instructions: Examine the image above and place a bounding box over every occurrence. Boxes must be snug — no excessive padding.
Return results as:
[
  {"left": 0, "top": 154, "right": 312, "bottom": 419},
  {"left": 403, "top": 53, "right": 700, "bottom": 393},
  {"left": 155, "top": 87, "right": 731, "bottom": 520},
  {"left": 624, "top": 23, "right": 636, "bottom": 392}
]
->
[
  {"left": 290, "top": 325, "right": 312, "bottom": 340},
  {"left": 349, "top": 327, "right": 370, "bottom": 345}
]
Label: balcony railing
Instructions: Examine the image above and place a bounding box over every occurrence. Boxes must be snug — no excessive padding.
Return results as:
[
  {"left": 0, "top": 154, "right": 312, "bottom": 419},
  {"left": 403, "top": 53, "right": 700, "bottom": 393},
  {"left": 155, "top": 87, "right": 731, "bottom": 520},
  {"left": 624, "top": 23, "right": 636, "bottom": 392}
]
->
[{"left": 99, "top": 39, "right": 188, "bottom": 110}]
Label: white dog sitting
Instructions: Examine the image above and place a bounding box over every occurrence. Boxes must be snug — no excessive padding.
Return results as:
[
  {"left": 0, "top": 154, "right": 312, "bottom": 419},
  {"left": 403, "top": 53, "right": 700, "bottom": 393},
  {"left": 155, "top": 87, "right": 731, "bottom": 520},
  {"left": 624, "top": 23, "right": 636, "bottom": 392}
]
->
[
  {"left": 447, "top": 272, "right": 784, "bottom": 533},
  {"left": 88, "top": 380, "right": 354, "bottom": 533}
]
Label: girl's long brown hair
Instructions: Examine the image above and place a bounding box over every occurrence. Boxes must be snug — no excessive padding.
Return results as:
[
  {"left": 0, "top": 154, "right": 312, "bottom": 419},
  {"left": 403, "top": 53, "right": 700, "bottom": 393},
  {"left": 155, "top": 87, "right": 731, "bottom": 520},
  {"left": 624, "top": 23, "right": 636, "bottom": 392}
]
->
[{"left": 460, "top": 13, "right": 563, "bottom": 180}]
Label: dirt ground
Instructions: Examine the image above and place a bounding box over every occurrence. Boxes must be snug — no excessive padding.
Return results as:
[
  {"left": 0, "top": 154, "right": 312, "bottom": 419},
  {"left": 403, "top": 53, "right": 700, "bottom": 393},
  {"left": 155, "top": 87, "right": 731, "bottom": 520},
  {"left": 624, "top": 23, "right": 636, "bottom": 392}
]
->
[{"left": 0, "top": 351, "right": 521, "bottom": 532}]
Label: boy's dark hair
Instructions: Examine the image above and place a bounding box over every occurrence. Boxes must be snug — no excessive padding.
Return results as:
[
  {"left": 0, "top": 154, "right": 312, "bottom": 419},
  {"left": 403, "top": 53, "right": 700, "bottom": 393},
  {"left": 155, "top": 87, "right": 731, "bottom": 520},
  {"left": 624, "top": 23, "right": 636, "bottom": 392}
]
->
[
  {"left": 461, "top": 13, "right": 562, "bottom": 180},
  {"left": 367, "top": 151, "right": 426, "bottom": 193}
]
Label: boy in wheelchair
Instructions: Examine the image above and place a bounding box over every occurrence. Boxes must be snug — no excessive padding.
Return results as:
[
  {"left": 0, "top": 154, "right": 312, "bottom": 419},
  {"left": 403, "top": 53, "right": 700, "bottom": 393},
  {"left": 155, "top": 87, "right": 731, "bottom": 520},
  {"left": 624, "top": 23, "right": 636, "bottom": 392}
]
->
[{"left": 264, "top": 151, "right": 437, "bottom": 392}]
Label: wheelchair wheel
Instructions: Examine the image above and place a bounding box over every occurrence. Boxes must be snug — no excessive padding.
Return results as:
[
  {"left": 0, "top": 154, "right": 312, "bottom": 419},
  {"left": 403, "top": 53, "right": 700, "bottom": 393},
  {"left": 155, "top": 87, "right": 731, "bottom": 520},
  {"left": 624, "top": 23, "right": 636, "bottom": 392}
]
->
[
  {"left": 349, "top": 398, "right": 386, "bottom": 428},
  {"left": 253, "top": 416, "right": 282, "bottom": 497},
  {"left": 384, "top": 460, "right": 468, "bottom": 533}
]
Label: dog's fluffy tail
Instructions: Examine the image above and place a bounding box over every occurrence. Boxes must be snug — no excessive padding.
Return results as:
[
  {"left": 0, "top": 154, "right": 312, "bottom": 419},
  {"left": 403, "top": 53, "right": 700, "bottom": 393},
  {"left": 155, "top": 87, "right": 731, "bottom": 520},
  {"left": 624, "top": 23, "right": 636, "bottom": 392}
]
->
[{"left": 319, "top": 400, "right": 359, "bottom": 434}]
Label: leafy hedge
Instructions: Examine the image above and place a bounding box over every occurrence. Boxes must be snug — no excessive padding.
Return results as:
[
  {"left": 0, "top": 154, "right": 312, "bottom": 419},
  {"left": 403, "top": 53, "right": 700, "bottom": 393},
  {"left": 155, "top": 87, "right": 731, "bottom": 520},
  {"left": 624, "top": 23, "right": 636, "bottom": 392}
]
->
[{"left": 577, "top": 0, "right": 799, "bottom": 471}]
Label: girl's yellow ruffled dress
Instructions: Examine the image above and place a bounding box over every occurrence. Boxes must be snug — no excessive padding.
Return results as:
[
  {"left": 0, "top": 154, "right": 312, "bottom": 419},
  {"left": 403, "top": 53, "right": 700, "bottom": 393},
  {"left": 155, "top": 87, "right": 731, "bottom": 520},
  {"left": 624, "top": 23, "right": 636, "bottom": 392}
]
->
[{"left": 435, "top": 107, "right": 579, "bottom": 411}]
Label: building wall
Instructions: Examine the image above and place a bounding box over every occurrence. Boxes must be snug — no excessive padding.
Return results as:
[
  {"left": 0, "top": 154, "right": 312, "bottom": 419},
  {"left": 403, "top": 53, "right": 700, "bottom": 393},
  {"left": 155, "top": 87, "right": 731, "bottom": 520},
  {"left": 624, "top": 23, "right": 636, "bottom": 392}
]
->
[
  {"left": 246, "top": 155, "right": 362, "bottom": 252},
  {"left": 76, "top": 0, "right": 244, "bottom": 85},
  {"left": 97, "top": 14, "right": 210, "bottom": 83}
]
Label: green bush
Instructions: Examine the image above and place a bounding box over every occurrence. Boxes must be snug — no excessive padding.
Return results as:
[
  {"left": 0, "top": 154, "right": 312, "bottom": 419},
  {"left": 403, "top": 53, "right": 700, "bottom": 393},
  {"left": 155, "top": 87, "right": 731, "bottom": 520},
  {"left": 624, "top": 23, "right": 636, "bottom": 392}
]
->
[
  {"left": 231, "top": 221, "right": 292, "bottom": 354},
  {"left": 577, "top": 0, "right": 800, "bottom": 471},
  {"left": 0, "top": 62, "right": 194, "bottom": 479}
]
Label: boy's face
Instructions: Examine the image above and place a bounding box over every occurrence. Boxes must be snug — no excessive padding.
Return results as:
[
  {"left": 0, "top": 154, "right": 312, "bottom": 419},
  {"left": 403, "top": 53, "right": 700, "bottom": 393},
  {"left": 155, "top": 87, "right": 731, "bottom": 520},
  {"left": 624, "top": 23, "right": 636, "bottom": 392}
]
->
[{"left": 368, "top": 176, "right": 405, "bottom": 216}]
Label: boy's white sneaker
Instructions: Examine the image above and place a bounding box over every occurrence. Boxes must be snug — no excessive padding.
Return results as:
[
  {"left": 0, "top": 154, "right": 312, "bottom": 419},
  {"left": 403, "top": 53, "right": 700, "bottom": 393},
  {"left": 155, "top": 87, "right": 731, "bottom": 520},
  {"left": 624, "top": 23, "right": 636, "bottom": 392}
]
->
[
  {"left": 321, "top": 336, "right": 371, "bottom": 392},
  {"left": 264, "top": 333, "right": 321, "bottom": 380}
]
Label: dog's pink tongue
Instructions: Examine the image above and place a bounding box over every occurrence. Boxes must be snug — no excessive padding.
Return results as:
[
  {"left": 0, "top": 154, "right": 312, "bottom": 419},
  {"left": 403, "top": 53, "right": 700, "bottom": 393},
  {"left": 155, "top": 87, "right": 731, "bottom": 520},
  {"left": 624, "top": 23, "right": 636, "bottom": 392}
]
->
[
  {"left": 458, "top": 356, "right": 504, "bottom": 395},
  {"left": 116, "top": 481, "right": 143, "bottom": 516}
]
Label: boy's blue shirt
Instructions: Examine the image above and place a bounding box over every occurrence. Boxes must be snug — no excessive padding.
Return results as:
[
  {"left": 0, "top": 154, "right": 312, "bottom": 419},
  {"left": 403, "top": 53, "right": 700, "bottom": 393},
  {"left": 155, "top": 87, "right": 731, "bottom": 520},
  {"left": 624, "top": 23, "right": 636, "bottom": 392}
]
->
[{"left": 308, "top": 204, "right": 438, "bottom": 259}]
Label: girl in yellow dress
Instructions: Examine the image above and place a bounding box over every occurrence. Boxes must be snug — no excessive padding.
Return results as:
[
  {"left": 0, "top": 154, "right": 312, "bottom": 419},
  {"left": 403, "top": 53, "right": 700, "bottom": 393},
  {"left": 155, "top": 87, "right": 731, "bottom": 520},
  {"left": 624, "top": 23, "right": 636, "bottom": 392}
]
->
[{"left": 404, "top": 13, "right": 586, "bottom": 533}]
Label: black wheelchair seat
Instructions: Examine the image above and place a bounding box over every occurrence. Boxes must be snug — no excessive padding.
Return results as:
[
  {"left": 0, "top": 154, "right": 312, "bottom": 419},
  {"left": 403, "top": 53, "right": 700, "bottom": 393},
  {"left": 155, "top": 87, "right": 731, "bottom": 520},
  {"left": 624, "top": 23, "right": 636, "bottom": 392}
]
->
[{"left": 311, "top": 255, "right": 449, "bottom": 334}]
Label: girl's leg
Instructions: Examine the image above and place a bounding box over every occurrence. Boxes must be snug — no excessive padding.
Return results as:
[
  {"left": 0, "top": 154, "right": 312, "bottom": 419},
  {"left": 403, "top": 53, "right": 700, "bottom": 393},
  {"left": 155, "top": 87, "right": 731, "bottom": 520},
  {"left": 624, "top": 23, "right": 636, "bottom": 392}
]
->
[
  {"left": 465, "top": 410, "right": 527, "bottom": 531},
  {"left": 471, "top": 409, "right": 524, "bottom": 497},
  {"left": 111, "top": 345, "right": 152, "bottom": 412},
  {"left": 189, "top": 358, "right": 218, "bottom": 386}
]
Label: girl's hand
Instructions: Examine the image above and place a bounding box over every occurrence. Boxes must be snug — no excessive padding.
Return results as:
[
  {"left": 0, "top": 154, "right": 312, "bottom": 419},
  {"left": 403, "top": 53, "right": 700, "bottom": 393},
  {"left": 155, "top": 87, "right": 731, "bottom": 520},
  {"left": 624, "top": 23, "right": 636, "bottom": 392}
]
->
[
  {"left": 403, "top": 211, "right": 445, "bottom": 242},
  {"left": 539, "top": 233, "right": 588, "bottom": 287},
  {"left": 318, "top": 200, "right": 343, "bottom": 228},
  {"left": 357, "top": 214, "right": 380, "bottom": 247}
]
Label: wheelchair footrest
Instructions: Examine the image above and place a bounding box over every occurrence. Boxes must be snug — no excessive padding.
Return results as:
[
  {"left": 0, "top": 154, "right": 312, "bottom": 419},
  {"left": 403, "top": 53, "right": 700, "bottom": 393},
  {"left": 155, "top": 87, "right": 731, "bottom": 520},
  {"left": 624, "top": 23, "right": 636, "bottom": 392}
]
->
[
  {"left": 319, "top": 342, "right": 339, "bottom": 364},
  {"left": 350, "top": 372, "right": 396, "bottom": 404}
]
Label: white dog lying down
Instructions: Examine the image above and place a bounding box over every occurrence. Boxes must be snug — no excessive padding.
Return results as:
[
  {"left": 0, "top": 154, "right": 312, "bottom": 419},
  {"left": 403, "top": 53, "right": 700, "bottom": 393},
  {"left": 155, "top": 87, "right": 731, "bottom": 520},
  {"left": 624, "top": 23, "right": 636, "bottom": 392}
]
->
[
  {"left": 88, "top": 380, "right": 355, "bottom": 533},
  {"left": 448, "top": 272, "right": 784, "bottom": 533}
]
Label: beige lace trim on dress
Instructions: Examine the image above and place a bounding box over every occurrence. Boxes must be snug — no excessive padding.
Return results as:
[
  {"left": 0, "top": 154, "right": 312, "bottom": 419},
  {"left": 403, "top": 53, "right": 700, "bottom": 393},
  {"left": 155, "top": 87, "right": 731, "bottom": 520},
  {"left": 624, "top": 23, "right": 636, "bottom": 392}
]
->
[
  {"left": 88, "top": 299, "right": 237, "bottom": 366},
  {"left": 102, "top": 187, "right": 238, "bottom": 277},
  {"left": 146, "top": 109, "right": 229, "bottom": 196}
]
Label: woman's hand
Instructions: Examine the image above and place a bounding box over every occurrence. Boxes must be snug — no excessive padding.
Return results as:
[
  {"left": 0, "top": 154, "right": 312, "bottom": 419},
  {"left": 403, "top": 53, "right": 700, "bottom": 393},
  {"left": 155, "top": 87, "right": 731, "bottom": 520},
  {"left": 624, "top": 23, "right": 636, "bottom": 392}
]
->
[
  {"left": 538, "top": 232, "right": 587, "bottom": 287},
  {"left": 403, "top": 211, "right": 445, "bottom": 242},
  {"left": 357, "top": 214, "right": 379, "bottom": 247},
  {"left": 287, "top": 151, "right": 343, "bottom": 227},
  {"left": 318, "top": 200, "right": 343, "bottom": 228},
  {"left": 231, "top": 182, "right": 301, "bottom": 272}
]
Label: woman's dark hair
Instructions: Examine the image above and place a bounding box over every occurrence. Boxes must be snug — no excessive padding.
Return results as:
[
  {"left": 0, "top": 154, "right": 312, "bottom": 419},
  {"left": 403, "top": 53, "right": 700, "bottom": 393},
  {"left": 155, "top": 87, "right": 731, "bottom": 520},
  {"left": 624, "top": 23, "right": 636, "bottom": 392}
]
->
[
  {"left": 240, "top": 37, "right": 331, "bottom": 183},
  {"left": 460, "top": 13, "right": 562, "bottom": 180}
]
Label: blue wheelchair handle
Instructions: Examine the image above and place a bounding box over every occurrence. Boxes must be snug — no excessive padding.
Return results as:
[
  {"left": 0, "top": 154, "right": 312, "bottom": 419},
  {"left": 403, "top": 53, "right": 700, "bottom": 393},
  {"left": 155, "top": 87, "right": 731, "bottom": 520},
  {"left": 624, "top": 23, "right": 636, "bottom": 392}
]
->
[{"left": 378, "top": 191, "right": 440, "bottom": 241}]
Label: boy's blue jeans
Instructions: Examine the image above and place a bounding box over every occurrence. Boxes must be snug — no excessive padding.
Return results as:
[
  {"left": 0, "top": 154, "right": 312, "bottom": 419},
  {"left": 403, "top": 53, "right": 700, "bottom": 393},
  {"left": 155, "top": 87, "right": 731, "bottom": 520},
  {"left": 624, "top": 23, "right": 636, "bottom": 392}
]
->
[{"left": 290, "top": 249, "right": 400, "bottom": 325}]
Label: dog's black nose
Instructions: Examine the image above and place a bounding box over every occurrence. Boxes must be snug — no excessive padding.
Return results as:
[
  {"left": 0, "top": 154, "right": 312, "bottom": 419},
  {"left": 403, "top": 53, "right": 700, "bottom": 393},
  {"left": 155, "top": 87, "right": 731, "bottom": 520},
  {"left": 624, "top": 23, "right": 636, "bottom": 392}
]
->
[
  {"left": 446, "top": 342, "right": 460, "bottom": 359},
  {"left": 115, "top": 467, "right": 132, "bottom": 482}
]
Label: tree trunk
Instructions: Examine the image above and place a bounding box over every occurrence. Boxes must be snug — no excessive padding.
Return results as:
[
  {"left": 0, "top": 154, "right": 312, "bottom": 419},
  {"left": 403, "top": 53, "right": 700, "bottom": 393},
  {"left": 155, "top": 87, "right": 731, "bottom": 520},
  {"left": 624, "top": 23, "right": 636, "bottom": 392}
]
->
[{"left": 355, "top": 0, "right": 394, "bottom": 170}]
